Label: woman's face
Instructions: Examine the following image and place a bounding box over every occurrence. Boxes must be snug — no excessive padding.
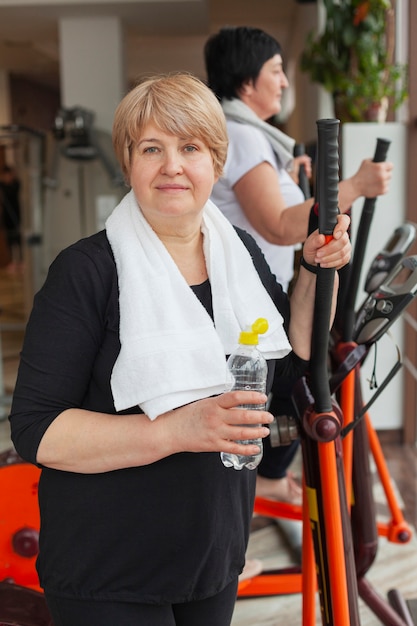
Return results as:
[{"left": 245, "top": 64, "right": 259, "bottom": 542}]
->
[
  {"left": 129, "top": 122, "right": 218, "bottom": 229},
  {"left": 240, "top": 54, "right": 289, "bottom": 121}
]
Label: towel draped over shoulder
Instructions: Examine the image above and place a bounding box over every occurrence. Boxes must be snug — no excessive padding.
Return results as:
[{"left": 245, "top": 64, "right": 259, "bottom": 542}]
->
[{"left": 105, "top": 189, "right": 291, "bottom": 420}]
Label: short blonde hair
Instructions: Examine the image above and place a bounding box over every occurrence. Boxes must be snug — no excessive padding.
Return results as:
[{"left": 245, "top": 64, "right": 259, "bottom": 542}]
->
[{"left": 112, "top": 73, "right": 228, "bottom": 183}]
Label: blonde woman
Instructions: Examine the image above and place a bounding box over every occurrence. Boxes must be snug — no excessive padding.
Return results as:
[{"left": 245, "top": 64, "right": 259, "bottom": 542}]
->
[{"left": 10, "top": 73, "right": 350, "bottom": 625}]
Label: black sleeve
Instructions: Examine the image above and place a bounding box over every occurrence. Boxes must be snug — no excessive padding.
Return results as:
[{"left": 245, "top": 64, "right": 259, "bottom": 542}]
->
[
  {"left": 234, "top": 227, "right": 290, "bottom": 328},
  {"left": 234, "top": 227, "right": 309, "bottom": 396},
  {"left": 9, "top": 233, "right": 117, "bottom": 464}
]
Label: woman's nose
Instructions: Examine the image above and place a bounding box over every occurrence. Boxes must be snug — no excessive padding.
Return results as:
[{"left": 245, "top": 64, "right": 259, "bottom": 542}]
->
[{"left": 161, "top": 150, "right": 183, "bottom": 175}]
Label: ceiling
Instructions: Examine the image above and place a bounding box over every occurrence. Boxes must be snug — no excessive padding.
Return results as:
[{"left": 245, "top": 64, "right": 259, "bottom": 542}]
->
[{"left": 0, "top": 0, "right": 309, "bottom": 91}]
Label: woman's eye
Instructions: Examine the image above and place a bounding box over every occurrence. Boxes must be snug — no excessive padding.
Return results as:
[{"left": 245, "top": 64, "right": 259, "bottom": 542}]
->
[
  {"left": 143, "top": 146, "right": 159, "bottom": 154},
  {"left": 184, "top": 145, "right": 198, "bottom": 153}
]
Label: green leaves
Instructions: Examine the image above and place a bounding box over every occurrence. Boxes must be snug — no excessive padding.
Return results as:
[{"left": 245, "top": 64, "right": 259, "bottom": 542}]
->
[{"left": 300, "top": 0, "right": 408, "bottom": 121}]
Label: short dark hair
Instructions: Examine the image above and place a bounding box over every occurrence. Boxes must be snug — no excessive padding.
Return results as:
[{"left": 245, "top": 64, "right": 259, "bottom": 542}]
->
[{"left": 204, "top": 27, "right": 282, "bottom": 100}]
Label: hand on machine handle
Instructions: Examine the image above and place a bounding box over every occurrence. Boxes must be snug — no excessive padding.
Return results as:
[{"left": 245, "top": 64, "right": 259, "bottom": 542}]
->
[{"left": 305, "top": 119, "right": 344, "bottom": 441}]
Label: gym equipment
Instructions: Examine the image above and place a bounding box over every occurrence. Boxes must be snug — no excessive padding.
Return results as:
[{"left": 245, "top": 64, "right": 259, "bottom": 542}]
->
[
  {"left": 0, "top": 449, "right": 52, "bottom": 625},
  {"left": 43, "top": 106, "right": 125, "bottom": 279},
  {"left": 238, "top": 130, "right": 416, "bottom": 625}
]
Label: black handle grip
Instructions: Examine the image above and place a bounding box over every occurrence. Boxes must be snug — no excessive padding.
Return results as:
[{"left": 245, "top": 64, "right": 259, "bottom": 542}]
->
[
  {"left": 316, "top": 119, "right": 340, "bottom": 235},
  {"left": 342, "top": 137, "right": 391, "bottom": 341},
  {"left": 294, "top": 143, "right": 311, "bottom": 200},
  {"left": 372, "top": 137, "right": 391, "bottom": 165},
  {"left": 293, "top": 143, "right": 305, "bottom": 157},
  {"left": 309, "top": 119, "right": 340, "bottom": 413}
]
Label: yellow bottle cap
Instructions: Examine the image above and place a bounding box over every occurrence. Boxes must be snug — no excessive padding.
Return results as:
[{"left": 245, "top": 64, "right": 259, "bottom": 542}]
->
[{"left": 238, "top": 318, "right": 269, "bottom": 345}]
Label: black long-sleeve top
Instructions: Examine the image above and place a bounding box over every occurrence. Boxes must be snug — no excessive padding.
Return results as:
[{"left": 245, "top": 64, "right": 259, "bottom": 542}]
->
[{"left": 9, "top": 227, "right": 307, "bottom": 604}]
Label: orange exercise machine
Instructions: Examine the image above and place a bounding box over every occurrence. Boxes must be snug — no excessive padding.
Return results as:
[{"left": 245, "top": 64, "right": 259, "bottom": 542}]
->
[
  {"left": 238, "top": 127, "right": 416, "bottom": 625},
  {"left": 0, "top": 448, "right": 52, "bottom": 625}
]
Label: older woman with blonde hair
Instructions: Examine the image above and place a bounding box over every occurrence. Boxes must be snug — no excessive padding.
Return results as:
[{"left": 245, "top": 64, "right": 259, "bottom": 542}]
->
[{"left": 9, "top": 73, "right": 351, "bottom": 626}]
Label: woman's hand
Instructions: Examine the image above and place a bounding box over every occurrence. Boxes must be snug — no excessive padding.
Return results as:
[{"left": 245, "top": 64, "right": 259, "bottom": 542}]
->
[
  {"left": 163, "top": 391, "right": 273, "bottom": 456},
  {"left": 302, "top": 213, "right": 351, "bottom": 270},
  {"left": 339, "top": 159, "right": 393, "bottom": 213},
  {"left": 36, "top": 392, "right": 273, "bottom": 473},
  {"left": 288, "top": 213, "right": 351, "bottom": 360},
  {"left": 289, "top": 154, "right": 312, "bottom": 185},
  {"left": 352, "top": 158, "right": 393, "bottom": 197}
]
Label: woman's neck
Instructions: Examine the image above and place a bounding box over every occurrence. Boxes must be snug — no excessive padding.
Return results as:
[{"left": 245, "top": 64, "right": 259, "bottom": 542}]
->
[{"left": 161, "top": 230, "right": 208, "bottom": 286}]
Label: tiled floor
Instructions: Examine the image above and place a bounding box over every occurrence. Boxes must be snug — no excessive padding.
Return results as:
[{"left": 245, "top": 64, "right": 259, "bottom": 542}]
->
[{"left": 1, "top": 264, "right": 416, "bottom": 625}]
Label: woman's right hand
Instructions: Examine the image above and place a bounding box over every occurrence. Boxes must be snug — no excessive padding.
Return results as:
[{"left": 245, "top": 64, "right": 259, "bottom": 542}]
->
[
  {"left": 36, "top": 392, "right": 273, "bottom": 473},
  {"left": 353, "top": 158, "right": 393, "bottom": 197},
  {"left": 339, "top": 158, "right": 393, "bottom": 212},
  {"left": 162, "top": 391, "right": 273, "bottom": 456}
]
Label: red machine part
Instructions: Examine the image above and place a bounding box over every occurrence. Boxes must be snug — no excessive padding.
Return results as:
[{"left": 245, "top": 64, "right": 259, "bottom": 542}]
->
[{"left": 0, "top": 450, "right": 42, "bottom": 592}]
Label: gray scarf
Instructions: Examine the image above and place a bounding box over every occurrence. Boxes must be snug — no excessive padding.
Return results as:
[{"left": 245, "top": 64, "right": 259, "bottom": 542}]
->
[{"left": 222, "top": 98, "right": 295, "bottom": 170}]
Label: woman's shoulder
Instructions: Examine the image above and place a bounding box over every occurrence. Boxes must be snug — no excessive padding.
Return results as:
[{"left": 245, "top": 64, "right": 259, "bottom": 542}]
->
[
  {"left": 51, "top": 230, "right": 116, "bottom": 282},
  {"left": 227, "top": 119, "right": 268, "bottom": 144},
  {"left": 39, "top": 231, "right": 117, "bottom": 310},
  {"left": 59, "top": 230, "right": 114, "bottom": 263},
  {"left": 226, "top": 120, "right": 275, "bottom": 167}
]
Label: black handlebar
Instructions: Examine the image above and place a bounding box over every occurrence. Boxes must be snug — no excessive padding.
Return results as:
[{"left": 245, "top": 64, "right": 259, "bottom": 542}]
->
[
  {"left": 309, "top": 119, "right": 340, "bottom": 414},
  {"left": 372, "top": 137, "right": 391, "bottom": 166},
  {"left": 342, "top": 137, "right": 391, "bottom": 341},
  {"left": 294, "top": 142, "right": 311, "bottom": 200},
  {"left": 316, "top": 119, "right": 340, "bottom": 235}
]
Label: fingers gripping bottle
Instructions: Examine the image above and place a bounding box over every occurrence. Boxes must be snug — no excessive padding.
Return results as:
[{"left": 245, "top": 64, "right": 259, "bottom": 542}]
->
[{"left": 221, "top": 318, "right": 268, "bottom": 470}]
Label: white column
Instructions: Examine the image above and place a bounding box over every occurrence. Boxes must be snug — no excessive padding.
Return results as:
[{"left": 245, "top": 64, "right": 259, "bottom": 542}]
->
[
  {"left": 59, "top": 15, "right": 126, "bottom": 132},
  {"left": 41, "top": 15, "right": 127, "bottom": 276}
]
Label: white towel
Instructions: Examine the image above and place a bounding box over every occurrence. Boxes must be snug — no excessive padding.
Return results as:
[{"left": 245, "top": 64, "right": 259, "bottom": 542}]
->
[
  {"left": 106, "top": 190, "right": 291, "bottom": 420},
  {"left": 222, "top": 98, "right": 295, "bottom": 170}
]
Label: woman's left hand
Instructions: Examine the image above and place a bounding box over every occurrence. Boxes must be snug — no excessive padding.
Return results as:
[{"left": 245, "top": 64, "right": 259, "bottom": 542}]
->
[
  {"left": 302, "top": 213, "right": 351, "bottom": 270},
  {"left": 289, "top": 213, "right": 351, "bottom": 360},
  {"left": 289, "top": 154, "right": 312, "bottom": 185}
]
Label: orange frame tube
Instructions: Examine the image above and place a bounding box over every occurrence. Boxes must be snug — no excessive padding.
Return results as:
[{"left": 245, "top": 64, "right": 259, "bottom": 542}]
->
[
  {"left": 302, "top": 478, "right": 318, "bottom": 626},
  {"left": 317, "top": 440, "right": 351, "bottom": 626},
  {"left": 365, "top": 411, "right": 413, "bottom": 543},
  {"left": 339, "top": 367, "right": 356, "bottom": 508}
]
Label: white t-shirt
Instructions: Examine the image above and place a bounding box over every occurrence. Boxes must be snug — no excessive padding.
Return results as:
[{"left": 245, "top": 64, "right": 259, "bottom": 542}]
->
[{"left": 211, "top": 121, "right": 305, "bottom": 292}]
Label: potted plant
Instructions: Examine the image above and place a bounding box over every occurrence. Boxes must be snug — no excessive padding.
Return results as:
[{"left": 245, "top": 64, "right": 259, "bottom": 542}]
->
[{"left": 300, "top": 0, "right": 408, "bottom": 122}]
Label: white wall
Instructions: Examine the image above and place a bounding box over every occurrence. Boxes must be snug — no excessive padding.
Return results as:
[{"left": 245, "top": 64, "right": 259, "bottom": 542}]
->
[{"left": 342, "top": 122, "right": 409, "bottom": 430}]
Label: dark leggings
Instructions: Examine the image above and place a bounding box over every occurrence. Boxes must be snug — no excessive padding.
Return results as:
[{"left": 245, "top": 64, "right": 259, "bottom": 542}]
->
[
  {"left": 258, "top": 437, "right": 300, "bottom": 479},
  {"left": 45, "top": 579, "right": 239, "bottom": 626}
]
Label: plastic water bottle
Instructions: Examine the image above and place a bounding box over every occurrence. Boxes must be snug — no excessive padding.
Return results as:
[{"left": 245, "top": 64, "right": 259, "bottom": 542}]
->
[{"left": 221, "top": 318, "right": 268, "bottom": 470}]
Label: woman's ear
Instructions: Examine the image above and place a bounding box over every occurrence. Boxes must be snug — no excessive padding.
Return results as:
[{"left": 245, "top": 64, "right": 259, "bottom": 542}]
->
[{"left": 238, "top": 79, "right": 253, "bottom": 98}]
